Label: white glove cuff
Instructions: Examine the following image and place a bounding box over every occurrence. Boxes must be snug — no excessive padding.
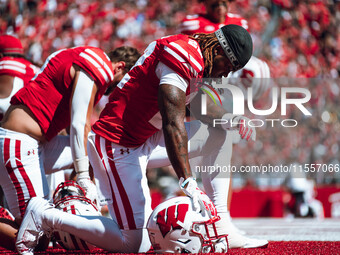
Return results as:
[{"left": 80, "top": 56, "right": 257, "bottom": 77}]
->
[{"left": 75, "top": 156, "right": 89, "bottom": 179}]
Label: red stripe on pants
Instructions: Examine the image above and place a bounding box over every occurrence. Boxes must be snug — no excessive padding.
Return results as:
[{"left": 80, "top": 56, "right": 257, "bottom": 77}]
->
[
  {"left": 3, "top": 138, "right": 26, "bottom": 216},
  {"left": 15, "top": 140, "right": 36, "bottom": 199},
  {"left": 94, "top": 135, "right": 124, "bottom": 229},
  {"left": 105, "top": 139, "right": 136, "bottom": 230}
]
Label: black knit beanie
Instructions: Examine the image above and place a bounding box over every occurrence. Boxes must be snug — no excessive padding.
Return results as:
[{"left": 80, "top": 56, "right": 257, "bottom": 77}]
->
[{"left": 215, "top": 24, "right": 253, "bottom": 70}]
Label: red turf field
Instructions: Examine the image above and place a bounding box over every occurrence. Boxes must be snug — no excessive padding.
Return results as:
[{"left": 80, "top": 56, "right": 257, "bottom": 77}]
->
[
  {"left": 1, "top": 241, "right": 340, "bottom": 255},
  {"left": 2, "top": 218, "right": 339, "bottom": 254}
]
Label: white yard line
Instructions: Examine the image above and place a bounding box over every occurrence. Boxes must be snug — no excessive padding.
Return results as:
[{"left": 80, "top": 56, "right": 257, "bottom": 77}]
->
[{"left": 232, "top": 218, "right": 340, "bottom": 241}]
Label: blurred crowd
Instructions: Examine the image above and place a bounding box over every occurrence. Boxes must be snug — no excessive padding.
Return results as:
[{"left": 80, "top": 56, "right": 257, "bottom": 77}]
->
[
  {"left": 0, "top": 0, "right": 339, "bottom": 189},
  {"left": 262, "top": 0, "right": 339, "bottom": 78},
  {"left": 0, "top": 0, "right": 200, "bottom": 64},
  {"left": 1, "top": 0, "right": 339, "bottom": 78},
  {"left": 232, "top": 78, "right": 340, "bottom": 188}
]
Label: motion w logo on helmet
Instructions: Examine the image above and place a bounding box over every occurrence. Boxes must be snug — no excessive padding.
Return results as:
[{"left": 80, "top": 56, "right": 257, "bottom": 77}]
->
[{"left": 156, "top": 204, "right": 189, "bottom": 237}]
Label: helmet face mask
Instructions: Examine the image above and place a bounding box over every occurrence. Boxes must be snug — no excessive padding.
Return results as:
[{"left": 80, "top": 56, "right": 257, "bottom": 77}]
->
[
  {"left": 53, "top": 181, "right": 85, "bottom": 202},
  {"left": 52, "top": 181, "right": 100, "bottom": 250},
  {"left": 191, "top": 216, "right": 222, "bottom": 251},
  {"left": 147, "top": 196, "right": 227, "bottom": 253}
]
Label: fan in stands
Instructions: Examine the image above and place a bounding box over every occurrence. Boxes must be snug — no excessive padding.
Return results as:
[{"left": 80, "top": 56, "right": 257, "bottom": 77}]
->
[{"left": 52, "top": 181, "right": 101, "bottom": 250}]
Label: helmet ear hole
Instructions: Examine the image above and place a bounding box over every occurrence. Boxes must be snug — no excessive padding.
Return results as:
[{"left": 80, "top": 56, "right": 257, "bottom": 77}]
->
[{"left": 181, "top": 248, "right": 191, "bottom": 253}]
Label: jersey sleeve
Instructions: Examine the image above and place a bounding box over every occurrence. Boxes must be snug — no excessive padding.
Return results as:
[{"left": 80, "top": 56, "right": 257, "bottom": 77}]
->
[
  {"left": 159, "top": 38, "right": 204, "bottom": 83},
  {"left": 0, "top": 58, "right": 38, "bottom": 85},
  {"left": 156, "top": 62, "right": 188, "bottom": 92},
  {"left": 0, "top": 59, "right": 26, "bottom": 77},
  {"left": 73, "top": 47, "right": 114, "bottom": 87}
]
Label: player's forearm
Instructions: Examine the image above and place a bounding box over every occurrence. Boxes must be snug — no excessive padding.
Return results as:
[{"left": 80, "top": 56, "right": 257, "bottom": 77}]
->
[
  {"left": 158, "top": 83, "right": 192, "bottom": 179},
  {"left": 192, "top": 93, "right": 228, "bottom": 128},
  {"left": 198, "top": 103, "right": 227, "bottom": 127},
  {"left": 70, "top": 121, "right": 89, "bottom": 176},
  {"left": 162, "top": 120, "right": 192, "bottom": 179},
  {"left": 70, "top": 70, "right": 95, "bottom": 176}
]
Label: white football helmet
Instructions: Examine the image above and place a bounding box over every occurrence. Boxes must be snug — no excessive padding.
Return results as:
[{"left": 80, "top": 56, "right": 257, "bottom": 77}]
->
[
  {"left": 147, "top": 196, "right": 228, "bottom": 253},
  {"left": 52, "top": 181, "right": 101, "bottom": 250}
]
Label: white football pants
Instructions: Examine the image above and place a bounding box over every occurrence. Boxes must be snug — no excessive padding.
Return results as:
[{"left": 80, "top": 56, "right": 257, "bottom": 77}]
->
[{"left": 0, "top": 127, "right": 73, "bottom": 218}]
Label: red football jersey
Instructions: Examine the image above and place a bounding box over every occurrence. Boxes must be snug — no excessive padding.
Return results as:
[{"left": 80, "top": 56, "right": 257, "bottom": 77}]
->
[
  {"left": 0, "top": 56, "right": 39, "bottom": 84},
  {"left": 92, "top": 34, "right": 204, "bottom": 147},
  {"left": 180, "top": 13, "right": 248, "bottom": 35},
  {"left": 11, "top": 46, "right": 114, "bottom": 141}
]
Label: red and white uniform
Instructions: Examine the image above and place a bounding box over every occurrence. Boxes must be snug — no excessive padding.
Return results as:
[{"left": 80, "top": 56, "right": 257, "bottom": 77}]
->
[
  {"left": 0, "top": 46, "right": 114, "bottom": 218},
  {"left": 83, "top": 35, "right": 232, "bottom": 252},
  {"left": 0, "top": 56, "right": 38, "bottom": 84},
  {"left": 0, "top": 56, "right": 39, "bottom": 119},
  {"left": 179, "top": 13, "right": 248, "bottom": 35},
  {"left": 92, "top": 35, "right": 204, "bottom": 147},
  {"left": 181, "top": 13, "right": 274, "bottom": 228},
  {"left": 38, "top": 13, "right": 267, "bottom": 254},
  {"left": 11, "top": 47, "right": 113, "bottom": 141}
]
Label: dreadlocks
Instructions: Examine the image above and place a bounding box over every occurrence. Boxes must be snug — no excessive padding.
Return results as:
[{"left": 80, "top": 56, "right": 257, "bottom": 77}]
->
[{"left": 189, "top": 33, "right": 221, "bottom": 77}]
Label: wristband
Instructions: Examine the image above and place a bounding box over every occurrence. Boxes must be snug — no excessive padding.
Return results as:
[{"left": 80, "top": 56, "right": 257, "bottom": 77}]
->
[
  {"left": 75, "top": 156, "right": 89, "bottom": 179},
  {"left": 179, "top": 176, "right": 196, "bottom": 189}
]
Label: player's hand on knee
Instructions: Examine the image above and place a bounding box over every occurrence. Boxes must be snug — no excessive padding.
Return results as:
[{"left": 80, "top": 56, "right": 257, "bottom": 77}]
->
[
  {"left": 232, "top": 116, "right": 256, "bottom": 141},
  {"left": 220, "top": 114, "right": 256, "bottom": 141}
]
